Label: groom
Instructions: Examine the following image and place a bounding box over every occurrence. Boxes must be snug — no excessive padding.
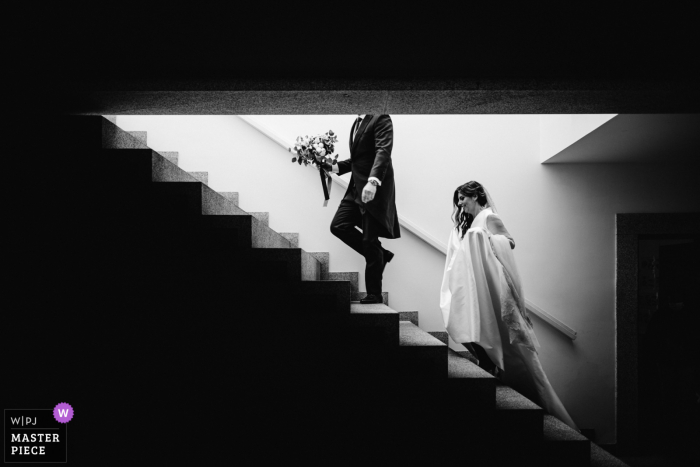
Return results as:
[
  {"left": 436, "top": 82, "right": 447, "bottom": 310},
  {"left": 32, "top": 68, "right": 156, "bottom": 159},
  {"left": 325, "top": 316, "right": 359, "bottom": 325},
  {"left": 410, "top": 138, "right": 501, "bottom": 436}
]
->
[{"left": 320, "top": 114, "right": 400, "bottom": 304}]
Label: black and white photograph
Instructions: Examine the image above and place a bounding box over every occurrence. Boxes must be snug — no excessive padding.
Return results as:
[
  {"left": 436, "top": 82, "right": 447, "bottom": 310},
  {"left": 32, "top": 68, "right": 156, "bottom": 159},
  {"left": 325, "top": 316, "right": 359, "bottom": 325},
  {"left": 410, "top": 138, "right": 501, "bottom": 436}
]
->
[{"left": 4, "top": 4, "right": 699, "bottom": 466}]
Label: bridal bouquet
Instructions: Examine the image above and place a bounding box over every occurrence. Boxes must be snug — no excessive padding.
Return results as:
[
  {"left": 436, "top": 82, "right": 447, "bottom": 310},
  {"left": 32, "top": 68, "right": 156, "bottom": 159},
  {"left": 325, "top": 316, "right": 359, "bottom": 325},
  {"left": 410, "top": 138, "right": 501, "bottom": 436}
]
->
[{"left": 289, "top": 131, "right": 339, "bottom": 206}]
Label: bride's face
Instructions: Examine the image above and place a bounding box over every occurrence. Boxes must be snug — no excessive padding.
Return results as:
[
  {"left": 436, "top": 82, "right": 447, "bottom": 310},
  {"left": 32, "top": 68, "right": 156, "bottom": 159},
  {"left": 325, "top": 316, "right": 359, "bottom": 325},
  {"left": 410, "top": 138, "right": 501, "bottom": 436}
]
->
[{"left": 457, "top": 193, "right": 478, "bottom": 215}]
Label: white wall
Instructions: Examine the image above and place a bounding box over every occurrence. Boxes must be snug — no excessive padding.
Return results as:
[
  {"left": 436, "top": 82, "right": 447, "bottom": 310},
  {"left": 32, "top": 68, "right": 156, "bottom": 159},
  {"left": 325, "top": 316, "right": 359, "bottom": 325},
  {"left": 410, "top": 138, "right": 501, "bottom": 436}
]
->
[
  {"left": 539, "top": 114, "right": 616, "bottom": 162},
  {"left": 115, "top": 114, "right": 700, "bottom": 445}
]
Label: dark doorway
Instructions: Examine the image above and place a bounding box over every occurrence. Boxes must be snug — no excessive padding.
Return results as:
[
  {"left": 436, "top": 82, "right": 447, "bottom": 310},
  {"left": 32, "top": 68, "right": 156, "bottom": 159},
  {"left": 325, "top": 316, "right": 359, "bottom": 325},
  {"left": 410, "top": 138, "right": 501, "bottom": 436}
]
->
[
  {"left": 637, "top": 235, "right": 699, "bottom": 463},
  {"left": 616, "top": 213, "right": 700, "bottom": 459}
]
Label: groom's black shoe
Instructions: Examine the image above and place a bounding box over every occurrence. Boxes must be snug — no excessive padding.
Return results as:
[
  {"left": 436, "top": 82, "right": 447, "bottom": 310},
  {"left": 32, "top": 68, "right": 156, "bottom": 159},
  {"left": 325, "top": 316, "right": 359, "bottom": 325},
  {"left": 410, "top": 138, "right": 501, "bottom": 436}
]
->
[
  {"left": 382, "top": 249, "right": 394, "bottom": 273},
  {"left": 360, "top": 294, "right": 384, "bottom": 304}
]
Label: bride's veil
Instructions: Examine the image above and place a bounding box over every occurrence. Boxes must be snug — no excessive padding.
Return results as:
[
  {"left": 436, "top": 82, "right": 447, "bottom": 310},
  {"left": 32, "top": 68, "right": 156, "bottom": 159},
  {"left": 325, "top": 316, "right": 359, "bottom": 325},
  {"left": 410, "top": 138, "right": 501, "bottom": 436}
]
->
[
  {"left": 483, "top": 185, "right": 498, "bottom": 214},
  {"left": 481, "top": 183, "right": 539, "bottom": 349}
]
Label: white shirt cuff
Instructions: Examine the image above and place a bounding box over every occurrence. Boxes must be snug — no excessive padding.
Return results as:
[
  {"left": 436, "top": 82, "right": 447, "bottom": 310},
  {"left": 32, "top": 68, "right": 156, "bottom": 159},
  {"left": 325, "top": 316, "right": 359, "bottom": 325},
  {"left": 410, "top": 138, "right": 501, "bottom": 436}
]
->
[
  {"left": 368, "top": 177, "right": 381, "bottom": 186},
  {"left": 331, "top": 165, "right": 339, "bottom": 174}
]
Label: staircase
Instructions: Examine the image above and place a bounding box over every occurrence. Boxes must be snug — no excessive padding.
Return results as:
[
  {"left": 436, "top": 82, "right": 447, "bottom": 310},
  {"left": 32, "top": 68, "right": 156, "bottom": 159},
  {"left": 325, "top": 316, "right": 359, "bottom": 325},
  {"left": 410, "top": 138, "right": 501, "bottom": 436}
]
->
[{"left": 4, "top": 116, "right": 628, "bottom": 466}]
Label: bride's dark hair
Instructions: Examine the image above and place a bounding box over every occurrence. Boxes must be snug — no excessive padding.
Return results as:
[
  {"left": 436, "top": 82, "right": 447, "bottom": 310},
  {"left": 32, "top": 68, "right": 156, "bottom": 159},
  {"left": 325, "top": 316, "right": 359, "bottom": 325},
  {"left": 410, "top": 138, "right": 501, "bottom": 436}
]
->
[{"left": 452, "top": 181, "right": 488, "bottom": 239}]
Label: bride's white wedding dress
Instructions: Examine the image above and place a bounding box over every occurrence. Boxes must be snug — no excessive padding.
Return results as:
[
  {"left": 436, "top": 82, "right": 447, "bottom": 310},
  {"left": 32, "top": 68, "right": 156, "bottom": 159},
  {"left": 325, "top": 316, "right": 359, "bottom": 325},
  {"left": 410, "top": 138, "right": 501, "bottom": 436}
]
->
[{"left": 440, "top": 207, "right": 578, "bottom": 430}]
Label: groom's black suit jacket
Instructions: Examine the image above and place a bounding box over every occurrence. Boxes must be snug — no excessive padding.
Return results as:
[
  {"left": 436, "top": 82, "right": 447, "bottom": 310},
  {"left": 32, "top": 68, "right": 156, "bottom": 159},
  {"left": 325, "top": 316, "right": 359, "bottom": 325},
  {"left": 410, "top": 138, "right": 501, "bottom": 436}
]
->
[{"left": 336, "top": 114, "right": 401, "bottom": 239}]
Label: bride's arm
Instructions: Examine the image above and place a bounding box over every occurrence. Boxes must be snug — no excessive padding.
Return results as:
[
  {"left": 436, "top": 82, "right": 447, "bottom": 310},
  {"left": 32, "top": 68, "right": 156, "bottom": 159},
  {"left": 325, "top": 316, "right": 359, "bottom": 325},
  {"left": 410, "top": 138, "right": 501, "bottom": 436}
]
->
[{"left": 487, "top": 214, "right": 515, "bottom": 249}]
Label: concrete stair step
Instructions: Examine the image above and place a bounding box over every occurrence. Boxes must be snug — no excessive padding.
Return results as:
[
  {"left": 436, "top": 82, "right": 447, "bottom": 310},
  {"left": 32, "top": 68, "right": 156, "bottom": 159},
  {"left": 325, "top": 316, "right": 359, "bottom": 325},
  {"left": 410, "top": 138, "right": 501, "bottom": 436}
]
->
[
  {"left": 219, "top": 192, "right": 239, "bottom": 206},
  {"left": 590, "top": 443, "right": 630, "bottom": 467},
  {"left": 398, "top": 321, "right": 446, "bottom": 380},
  {"left": 249, "top": 212, "right": 269, "bottom": 226},
  {"left": 307, "top": 252, "right": 329, "bottom": 279},
  {"left": 399, "top": 311, "right": 418, "bottom": 325},
  {"left": 279, "top": 233, "right": 298, "bottom": 248},
  {"left": 103, "top": 119, "right": 150, "bottom": 150},
  {"left": 192, "top": 245, "right": 321, "bottom": 282},
  {"left": 128, "top": 131, "right": 147, "bottom": 145},
  {"left": 188, "top": 171, "right": 208, "bottom": 185},
  {"left": 149, "top": 185, "right": 290, "bottom": 249},
  {"left": 542, "top": 414, "right": 591, "bottom": 467},
  {"left": 100, "top": 120, "right": 317, "bottom": 279},
  {"left": 429, "top": 333, "right": 474, "bottom": 368},
  {"left": 326, "top": 272, "right": 358, "bottom": 294},
  {"left": 349, "top": 302, "right": 399, "bottom": 347},
  {"left": 250, "top": 248, "right": 321, "bottom": 281},
  {"left": 351, "top": 291, "right": 388, "bottom": 305},
  {"left": 428, "top": 331, "right": 448, "bottom": 344},
  {"left": 143, "top": 226, "right": 318, "bottom": 282},
  {"left": 158, "top": 151, "right": 179, "bottom": 166},
  {"left": 495, "top": 384, "right": 544, "bottom": 443},
  {"left": 447, "top": 349, "right": 497, "bottom": 412}
]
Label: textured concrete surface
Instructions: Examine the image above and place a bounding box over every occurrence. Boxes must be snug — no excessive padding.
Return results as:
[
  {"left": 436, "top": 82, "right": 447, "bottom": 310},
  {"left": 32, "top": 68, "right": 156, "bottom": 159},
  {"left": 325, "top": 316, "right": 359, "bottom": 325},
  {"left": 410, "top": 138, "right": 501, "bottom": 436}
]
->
[
  {"left": 250, "top": 217, "right": 291, "bottom": 249},
  {"left": 399, "top": 322, "right": 445, "bottom": 348},
  {"left": 128, "top": 131, "right": 147, "bottom": 144},
  {"left": 349, "top": 302, "right": 399, "bottom": 345},
  {"left": 102, "top": 118, "right": 149, "bottom": 150},
  {"left": 299, "top": 249, "right": 320, "bottom": 281},
  {"left": 496, "top": 385, "right": 541, "bottom": 410},
  {"left": 158, "top": 151, "right": 178, "bottom": 166},
  {"left": 350, "top": 303, "right": 395, "bottom": 315},
  {"left": 279, "top": 233, "right": 298, "bottom": 248},
  {"left": 249, "top": 212, "right": 269, "bottom": 227},
  {"left": 71, "top": 84, "right": 700, "bottom": 115},
  {"left": 200, "top": 184, "right": 246, "bottom": 216},
  {"left": 427, "top": 331, "right": 448, "bottom": 345},
  {"left": 219, "top": 192, "right": 238, "bottom": 206},
  {"left": 447, "top": 349, "right": 493, "bottom": 380},
  {"left": 352, "top": 292, "right": 388, "bottom": 305},
  {"left": 399, "top": 311, "right": 418, "bottom": 326},
  {"left": 446, "top": 349, "right": 496, "bottom": 412},
  {"left": 544, "top": 414, "right": 589, "bottom": 442},
  {"left": 189, "top": 171, "right": 208, "bottom": 185},
  {"left": 327, "top": 272, "right": 358, "bottom": 294},
  {"left": 494, "top": 385, "right": 545, "bottom": 448},
  {"left": 543, "top": 415, "right": 590, "bottom": 467},
  {"left": 398, "top": 322, "right": 447, "bottom": 380},
  {"left": 307, "top": 252, "right": 329, "bottom": 279},
  {"left": 151, "top": 153, "right": 199, "bottom": 183},
  {"left": 590, "top": 444, "right": 630, "bottom": 467}
]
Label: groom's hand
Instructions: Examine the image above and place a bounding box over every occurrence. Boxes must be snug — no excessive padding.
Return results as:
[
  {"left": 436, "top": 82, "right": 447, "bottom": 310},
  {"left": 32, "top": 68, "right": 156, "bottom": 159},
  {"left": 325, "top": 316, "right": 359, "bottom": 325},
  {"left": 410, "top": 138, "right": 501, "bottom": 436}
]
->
[
  {"left": 314, "top": 155, "right": 332, "bottom": 172},
  {"left": 362, "top": 183, "right": 377, "bottom": 203}
]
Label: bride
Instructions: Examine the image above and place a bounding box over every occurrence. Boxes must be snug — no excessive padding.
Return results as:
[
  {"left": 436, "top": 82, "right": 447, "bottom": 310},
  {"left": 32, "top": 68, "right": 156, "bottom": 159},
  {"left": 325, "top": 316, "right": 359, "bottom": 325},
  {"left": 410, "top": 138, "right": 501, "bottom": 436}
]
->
[{"left": 440, "top": 181, "right": 578, "bottom": 430}]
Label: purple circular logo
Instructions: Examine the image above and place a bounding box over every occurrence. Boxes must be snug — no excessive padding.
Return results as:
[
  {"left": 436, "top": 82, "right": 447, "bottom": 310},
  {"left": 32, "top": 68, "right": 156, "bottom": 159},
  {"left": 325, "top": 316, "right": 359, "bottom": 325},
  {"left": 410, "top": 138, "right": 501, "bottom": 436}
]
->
[{"left": 53, "top": 403, "right": 73, "bottom": 423}]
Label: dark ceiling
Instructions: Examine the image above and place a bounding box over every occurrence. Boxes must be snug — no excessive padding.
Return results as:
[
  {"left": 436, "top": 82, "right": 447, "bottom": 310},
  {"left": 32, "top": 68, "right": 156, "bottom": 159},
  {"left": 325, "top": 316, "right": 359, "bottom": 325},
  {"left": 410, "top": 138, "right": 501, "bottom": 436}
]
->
[{"left": 16, "top": 4, "right": 700, "bottom": 114}]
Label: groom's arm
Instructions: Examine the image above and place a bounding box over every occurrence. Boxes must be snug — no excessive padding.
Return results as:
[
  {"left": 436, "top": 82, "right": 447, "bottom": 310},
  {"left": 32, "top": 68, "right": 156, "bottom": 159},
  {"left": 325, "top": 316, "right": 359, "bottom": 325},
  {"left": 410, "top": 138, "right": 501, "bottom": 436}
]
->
[
  {"left": 317, "top": 157, "right": 350, "bottom": 176},
  {"left": 368, "top": 115, "right": 393, "bottom": 185},
  {"left": 335, "top": 158, "right": 351, "bottom": 176}
]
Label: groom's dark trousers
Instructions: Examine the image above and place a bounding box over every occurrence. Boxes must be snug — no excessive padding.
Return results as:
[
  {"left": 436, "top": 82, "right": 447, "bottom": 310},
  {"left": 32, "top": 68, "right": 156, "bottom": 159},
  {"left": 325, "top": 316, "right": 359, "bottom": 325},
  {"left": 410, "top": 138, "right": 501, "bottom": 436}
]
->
[
  {"left": 330, "top": 198, "right": 386, "bottom": 296},
  {"left": 330, "top": 114, "right": 401, "bottom": 297}
]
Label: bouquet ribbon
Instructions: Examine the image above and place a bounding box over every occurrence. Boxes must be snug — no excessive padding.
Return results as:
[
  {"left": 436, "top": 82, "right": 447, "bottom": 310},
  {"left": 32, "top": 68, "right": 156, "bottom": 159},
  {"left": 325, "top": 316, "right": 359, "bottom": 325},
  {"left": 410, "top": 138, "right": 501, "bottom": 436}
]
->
[{"left": 319, "top": 167, "right": 332, "bottom": 207}]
